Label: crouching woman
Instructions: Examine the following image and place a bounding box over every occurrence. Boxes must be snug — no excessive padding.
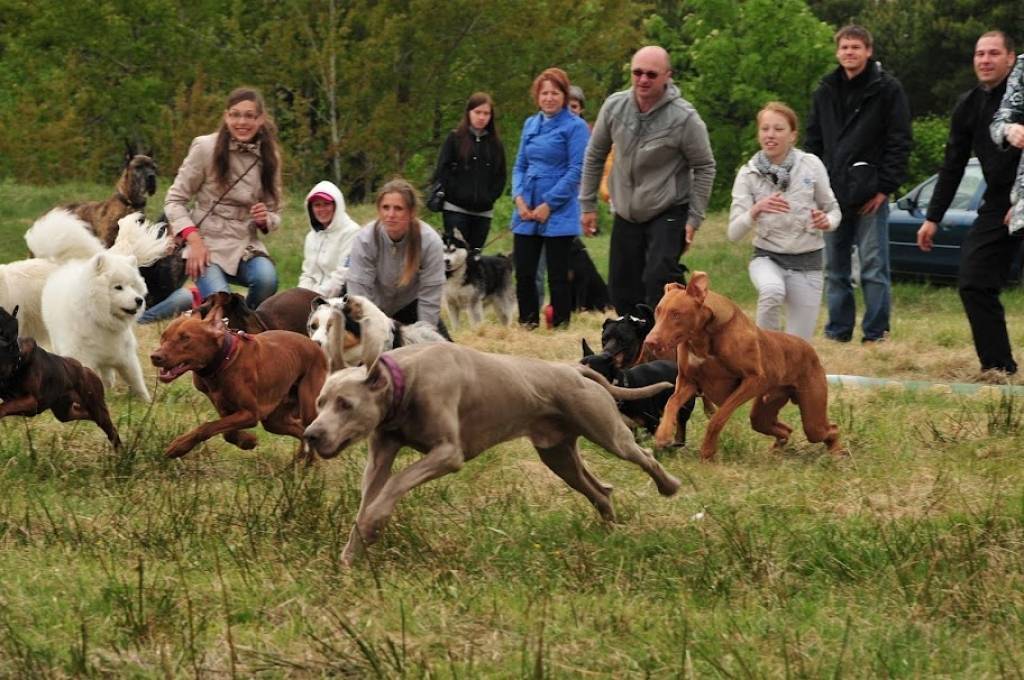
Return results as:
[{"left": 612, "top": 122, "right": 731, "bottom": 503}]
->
[
  {"left": 346, "top": 179, "right": 449, "bottom": 337},
  {"left": 728, "top": 101, "right": 840, "bottom": 339}
]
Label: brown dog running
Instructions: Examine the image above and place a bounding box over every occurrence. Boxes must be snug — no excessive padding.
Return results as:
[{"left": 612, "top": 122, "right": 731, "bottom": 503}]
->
[
  {"left": 150, "top": 305, "right": 327, "bottom": 462},
  {"left": 0, "top": 305, "right": 121, "bottom": 449},
  {"left": 642, "top": 272, "right": 842, "bottom": 461}
]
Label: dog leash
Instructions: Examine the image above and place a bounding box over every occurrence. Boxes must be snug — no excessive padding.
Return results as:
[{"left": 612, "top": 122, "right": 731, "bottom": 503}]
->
[{"left": 192, "top": 152, "right": 262, "bottom": 231}]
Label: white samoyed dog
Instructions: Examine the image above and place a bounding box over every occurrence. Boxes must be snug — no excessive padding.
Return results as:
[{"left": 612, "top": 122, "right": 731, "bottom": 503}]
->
[
  {"left": 31, "top": 210, "right": 169, "bottom": 401},
  {"left": 0, "top": 210, "right": 104, "bottom": 346}
]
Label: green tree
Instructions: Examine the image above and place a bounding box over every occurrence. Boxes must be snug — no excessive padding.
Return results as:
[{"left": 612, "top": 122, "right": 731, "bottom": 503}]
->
[{"left": 666, "top": 0, "right": 835, "bottom": 208}]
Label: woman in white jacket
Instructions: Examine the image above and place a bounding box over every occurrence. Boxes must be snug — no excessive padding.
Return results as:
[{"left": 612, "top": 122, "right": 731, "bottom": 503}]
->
[
  {"left": 299, "top": 180, "right": 361, "bottom": 297},
  {"left": 728, "top": 101, "right": 841, "bottom": 339}
]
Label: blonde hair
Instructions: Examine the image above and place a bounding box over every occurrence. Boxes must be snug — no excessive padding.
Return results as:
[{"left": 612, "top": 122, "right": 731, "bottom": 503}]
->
[
  {"left": 375, "top": 178, "right": 422, "bottom": 287},
  {"left": 757, "top": 101, "right": 800, "bottom": 141}
]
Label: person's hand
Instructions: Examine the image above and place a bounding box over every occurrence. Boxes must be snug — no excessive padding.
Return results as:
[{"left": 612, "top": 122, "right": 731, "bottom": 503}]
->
[
  {"left": 810, "top": 208, "right": 830, "bottom": 231},
  {"left": 533, "top": 203, "right": 551, "bottom": 224},
  {"left": 1006, "top": 123, "right": 1024, "bottom": 149},
  {"left": 684, "top": 224, "right": 696, "bottom": 252},
  {"left": 917, "top": 220, "right": 938, "bottom": 252},
  {"left": 751, "top": 193, "right": 789, "bottom": 218},
  {"left": 859, "top": 192, "right": 888, "bottom": 215},
  {"left": 250, "top": 202, "right": 269, "bottom": 232},
  {"left": 515, "top": 196, "right": 533, "bottom": 221},
  {"left": 185, "top": 232, "right": 210, "bottom": 279},
  {"left": 582, "top": 212, "right": 598, "bottom": 236}
]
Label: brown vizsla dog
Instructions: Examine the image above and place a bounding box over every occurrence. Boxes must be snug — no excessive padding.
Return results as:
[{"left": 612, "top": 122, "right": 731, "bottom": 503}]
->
[
  {"left": 149, "top": 305, "right": 327, "bottom": 462},
  {"left": 643, "top": 272, "right": 843, "bottom": 461}
]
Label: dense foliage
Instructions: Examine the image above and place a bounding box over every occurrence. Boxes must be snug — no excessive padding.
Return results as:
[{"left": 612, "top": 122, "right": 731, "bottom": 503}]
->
[{"left": 0, "top": 0, "right": 1021, "bottom": 204}]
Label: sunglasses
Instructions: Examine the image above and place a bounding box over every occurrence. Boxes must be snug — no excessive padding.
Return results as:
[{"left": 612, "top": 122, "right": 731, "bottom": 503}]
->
[{"left": 631, "top": 68, "right": 661, "bottom": 80}]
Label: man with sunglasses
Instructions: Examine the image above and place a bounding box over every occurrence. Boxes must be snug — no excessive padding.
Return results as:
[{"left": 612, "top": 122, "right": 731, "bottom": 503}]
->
[{"left": 579, "top": 45, "right": 716, "bottom": 315}]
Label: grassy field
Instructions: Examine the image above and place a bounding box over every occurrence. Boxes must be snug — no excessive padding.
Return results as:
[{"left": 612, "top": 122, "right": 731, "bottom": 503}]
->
[{"left": 0, "top": 179, "right": 1023, "bottom": 677}]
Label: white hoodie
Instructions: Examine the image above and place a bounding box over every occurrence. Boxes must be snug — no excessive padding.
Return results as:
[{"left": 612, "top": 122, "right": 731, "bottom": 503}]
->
[{"left": 299, "top": 180, "right": 362, "bottom": 297}]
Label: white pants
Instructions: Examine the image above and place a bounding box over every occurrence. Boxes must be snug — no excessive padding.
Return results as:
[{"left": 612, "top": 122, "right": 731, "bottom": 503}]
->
[{"left": 748, "top": 256, "right": 824, "bottom": 340}]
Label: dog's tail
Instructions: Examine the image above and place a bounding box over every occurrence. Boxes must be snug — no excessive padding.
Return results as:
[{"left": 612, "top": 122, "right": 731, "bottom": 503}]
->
[
  {"left": 108, "top": 212, "right": 171, "bottom": 267},
  {"left": 25, "top": 209, "right": 105, "bottom": 262},
  {"left": 575, "top": 364, "right": 674, "bottom": 400}
]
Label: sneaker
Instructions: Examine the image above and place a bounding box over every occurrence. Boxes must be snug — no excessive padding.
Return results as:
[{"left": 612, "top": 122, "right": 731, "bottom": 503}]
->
[
  {"left": 824, "top": 332, "right": 852, "bottom": 343},
  {"left": 544, "top": 304, "right": 554, "bottom": 329},
  {"left": 861, "top": 332, "right": 890, "bottom": 344}
]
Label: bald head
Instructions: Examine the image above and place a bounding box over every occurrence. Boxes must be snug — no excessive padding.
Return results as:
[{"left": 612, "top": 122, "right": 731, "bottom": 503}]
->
[
  {"left": 630, "top": 46, "right": 673, "bottom": 112},
  {"left": 632, "top": 46, "right": 671, "bottom": 72}
]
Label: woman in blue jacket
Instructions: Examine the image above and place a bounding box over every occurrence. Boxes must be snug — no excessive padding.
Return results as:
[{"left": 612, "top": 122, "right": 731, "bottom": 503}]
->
[{"left": 511, "top": 67, "right": 590, "bottom": 328}]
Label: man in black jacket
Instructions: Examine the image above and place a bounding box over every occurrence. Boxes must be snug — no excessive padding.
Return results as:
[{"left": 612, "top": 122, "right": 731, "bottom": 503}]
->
[
  {"left": 917, "top": 31, "right": 1020, "bottom": 375},
  {"left": 806, "top": 25, "right": 912, "bottom": 343}
]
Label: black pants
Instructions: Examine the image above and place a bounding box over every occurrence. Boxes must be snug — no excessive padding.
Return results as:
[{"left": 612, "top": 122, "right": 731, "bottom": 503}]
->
[
  {"left": 514, "top": 234, "right": 573, "bottom": 327},
  {"left": 393, "top": 299, "right": 452, "bottom": 341},
  {"left": 958, "top": 208, "right": 1023, "bottom": 373},
  {"left": 608, "top": 204, "right": 689, "bottom": 315},
  {"left": 443, "top": 211, "right": 491, "bottom": 250}
]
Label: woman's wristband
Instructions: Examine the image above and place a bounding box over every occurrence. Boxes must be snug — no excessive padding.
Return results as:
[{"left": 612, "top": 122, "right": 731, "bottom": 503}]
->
[{"left": 179, "top": 226, "right": 199, "bottom": 241}]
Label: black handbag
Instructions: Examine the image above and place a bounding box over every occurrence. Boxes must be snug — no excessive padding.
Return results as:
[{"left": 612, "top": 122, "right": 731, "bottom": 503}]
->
[{"left": 425, "top": 180, "right": 445, "bottom": 212}]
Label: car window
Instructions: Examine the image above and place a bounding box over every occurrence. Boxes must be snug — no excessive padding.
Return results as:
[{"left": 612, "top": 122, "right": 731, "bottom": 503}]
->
[
  {"left": 950, "top": 164, "right": 982, "bottom": 210},
  {"left": 916, "top": 177, "right": 937, "bottom": 211}
]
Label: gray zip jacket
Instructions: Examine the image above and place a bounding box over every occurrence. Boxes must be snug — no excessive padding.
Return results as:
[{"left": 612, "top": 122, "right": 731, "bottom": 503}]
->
[{"left": 579, "top": 82, "right": 716, "bottom": 226}]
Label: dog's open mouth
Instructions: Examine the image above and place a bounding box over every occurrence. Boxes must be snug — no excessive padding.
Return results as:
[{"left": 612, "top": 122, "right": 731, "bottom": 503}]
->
[
  {"left": 158, "top": 362, "right": 191, "bottom": 383},
  {"left": 121, "top": 306, "right": 140, "bottom": 317}
]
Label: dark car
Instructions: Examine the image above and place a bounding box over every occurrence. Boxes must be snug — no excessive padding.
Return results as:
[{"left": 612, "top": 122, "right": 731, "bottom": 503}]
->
[{"left": 888, "top": 158, "right": 1024, "bottom": 281}]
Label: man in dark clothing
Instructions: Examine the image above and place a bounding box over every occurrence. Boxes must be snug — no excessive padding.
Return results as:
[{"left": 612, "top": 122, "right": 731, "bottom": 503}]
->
[
  {"left": 806, "top": 25, "right": 912, "bottom": 343},
  {"left": 918, "top": 31, "right": 1021, "bottom": 375}
]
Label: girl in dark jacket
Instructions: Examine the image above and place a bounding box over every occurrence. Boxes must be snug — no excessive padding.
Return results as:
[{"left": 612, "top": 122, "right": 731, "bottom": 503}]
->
[{"left": 432, "top": 92, "right": 507, "bottom": 249}]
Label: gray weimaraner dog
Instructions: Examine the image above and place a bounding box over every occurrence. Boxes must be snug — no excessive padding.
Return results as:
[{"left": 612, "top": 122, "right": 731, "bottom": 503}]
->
[{"left": 303, "top": 342, "right": 681, "bottom": 565}]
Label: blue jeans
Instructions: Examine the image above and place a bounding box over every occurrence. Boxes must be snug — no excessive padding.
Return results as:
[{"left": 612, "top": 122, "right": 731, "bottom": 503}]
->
[
  {"left": 823, "top": 203, "right": 890, "bottom": 341},
  {"left": 138, "top": 256, "right": 278, "bottom": 324},
  {"left": 138, "top": 287, "right": 194, "bottom": 324}
]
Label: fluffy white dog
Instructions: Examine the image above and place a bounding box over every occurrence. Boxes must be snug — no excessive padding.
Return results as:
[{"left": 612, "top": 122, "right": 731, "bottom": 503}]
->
[
  {"left": 0, "top": 210, "right": 102, "bottom": 346},
  {"left": 32, "top": 210, "right": 169, "bottom": 402}
]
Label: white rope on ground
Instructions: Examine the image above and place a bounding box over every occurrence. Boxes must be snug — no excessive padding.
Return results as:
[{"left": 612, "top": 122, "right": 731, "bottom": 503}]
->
[{"left": 827, "top": 374, "right": 1024, "bottom": 396}]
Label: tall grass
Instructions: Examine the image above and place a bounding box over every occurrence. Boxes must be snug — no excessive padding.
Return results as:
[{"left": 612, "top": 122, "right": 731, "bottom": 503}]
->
[{"left": 0, "top": 181, "right": 1022, "bottom": 675}]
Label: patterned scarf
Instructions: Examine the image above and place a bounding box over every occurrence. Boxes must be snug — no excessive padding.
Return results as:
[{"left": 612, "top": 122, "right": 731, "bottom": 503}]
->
[
  {"left": 753, "top": 149, "right": 796, "bottom": 192},
  {"left": 992, "top": 55, "right": 1024, "bottom": 234}
]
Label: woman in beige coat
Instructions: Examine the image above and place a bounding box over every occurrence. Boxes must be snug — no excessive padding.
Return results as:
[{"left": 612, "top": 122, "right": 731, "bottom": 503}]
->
[
  {"left": 140, "top": 87, "right": 283, "bottom": 322},
  {"left": 728, "top": 101, "right": 840, "bottom": 339}
]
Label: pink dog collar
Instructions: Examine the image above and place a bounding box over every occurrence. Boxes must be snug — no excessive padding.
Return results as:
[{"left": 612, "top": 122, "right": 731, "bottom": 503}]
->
[{"left": 377, "top": 353, "right": 405, "bottom": 421}]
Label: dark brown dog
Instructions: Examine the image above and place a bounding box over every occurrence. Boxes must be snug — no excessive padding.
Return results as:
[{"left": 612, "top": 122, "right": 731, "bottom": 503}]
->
[
  {"left": 63, "top": 148, "right": 157, "bottom": 246},
  {"left": 0, "top": 306, "right": 121, "bottom": 449},
  {"left": 149, "top": 305, "right": 327, "bottom": 461},
  {"left": 197, "top": 288, "right": 320, "bottom": 334},
  {"left": 643, "top": 272, "right": 842, "bottom": 461}
]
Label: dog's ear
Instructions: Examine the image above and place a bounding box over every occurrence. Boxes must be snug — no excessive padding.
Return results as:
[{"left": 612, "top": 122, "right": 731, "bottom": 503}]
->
[
  {"left": 94, "top": 253, "right": 108, "bottom": 274},
  {"left": 11, "top": 305, "right": 18, "bottom": 319},
  {"left": 124, "top": 140, "right": 136, "bottom": 165},
  {"left": 581, "top": 338, "right": 595, "bottom": 357},
  {"left": 688, "top": 272, "right": 709, "bottom": 304},
  {"left": 310, "top": 296, "right": 328, "bottom": 313},
  {"left": 364, "top": 359, "right": 388, "bottom": 392},
  {"left": 636, "top": 303, "right": 655, "bottom": 325},
  {"left": 663, "top": 282, "right": 685, "bottom": 294}
]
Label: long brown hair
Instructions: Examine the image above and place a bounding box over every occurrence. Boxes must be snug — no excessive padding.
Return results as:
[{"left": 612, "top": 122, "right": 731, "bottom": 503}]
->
[
  {"left": 213, "top": 87, "right": 282, "bottom": 206},
  {"left": 455, "top": 92, "right": 501, "bottom": 163},
  {"left": 375, "top": 179, "right": 422, "bottom": 287}
]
